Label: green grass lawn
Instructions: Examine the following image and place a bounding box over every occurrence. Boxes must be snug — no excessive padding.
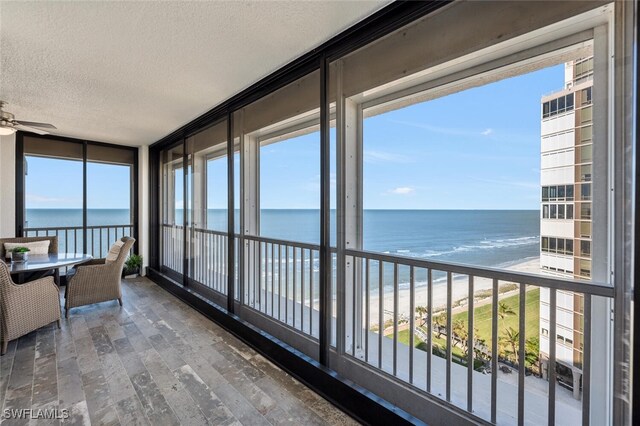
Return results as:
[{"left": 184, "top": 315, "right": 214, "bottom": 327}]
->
[
  {"left": 454, "top": 287, "right": 540, "bottom": 348},
  {"left": 389, "top": 287, "right": 540, "bottom": 362},
  {"left": 396, "top": 328, "right": 466, "bottom": 358}
]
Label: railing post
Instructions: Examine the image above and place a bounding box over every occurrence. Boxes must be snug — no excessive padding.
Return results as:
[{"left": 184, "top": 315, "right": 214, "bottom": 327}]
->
[
  {"left": 82, "top": 141, "right": 87, "bottom": 253},
  {"left": 15, "top": 132, "right": 25, "bottom": 237},
  {"left": 182, "top": 136, "right": 188, "bottom": 287},
  {"left": 319, "top": 53, "right": 331, "bottom": 366},
  {"left": 227, "top": 112, "right": 235, "bottom": 313}
]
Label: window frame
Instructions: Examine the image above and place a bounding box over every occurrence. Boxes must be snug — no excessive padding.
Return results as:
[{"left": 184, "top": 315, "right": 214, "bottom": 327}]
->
[{"left": 15, "top": 132, "right": 139, "bottom": 255}]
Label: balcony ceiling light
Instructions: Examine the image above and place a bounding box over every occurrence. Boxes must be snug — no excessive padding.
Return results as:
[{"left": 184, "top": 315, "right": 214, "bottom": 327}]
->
[
  {"left": 0, "top": 124, "right": 16, "bottom": 135},
  {"left": 0, "top": 101, "right": 57, "bottom": 136}
]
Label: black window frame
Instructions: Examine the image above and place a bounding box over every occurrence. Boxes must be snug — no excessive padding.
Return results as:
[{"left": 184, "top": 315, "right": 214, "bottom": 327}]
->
[
  {"left": 566, "top": 184, "right": 574, "bottom": 200},
  {"left": 15, "top": 131, "right": 139, "bottom": 255},
  {"left": 566, "top": 239, "right": 574, "bottom": 255},
  {"left": 566, "top": 93, "right": 574, "bottom": 110}
]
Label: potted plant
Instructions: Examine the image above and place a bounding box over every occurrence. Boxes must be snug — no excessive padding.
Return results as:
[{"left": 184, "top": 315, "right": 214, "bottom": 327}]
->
[
  {"left": 123, "top": 254, "right": 143, "bottom": 278},
  {"left": 11, "top": 247, "right": 31, "bottom": 262}
]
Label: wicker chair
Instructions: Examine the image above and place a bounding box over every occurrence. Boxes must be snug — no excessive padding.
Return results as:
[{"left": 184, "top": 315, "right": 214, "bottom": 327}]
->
[
  {"left": 0, "top": 236, "right": 60, "bottom": 283},
  {"left": 64, "top": 237, "right": 135, "bottom": 318},
  {"left": 0, "top": 236, "right": 58, "bottom": 259},
  {"left": 0, "top": 261, "right": 61, "bottom": 355}
]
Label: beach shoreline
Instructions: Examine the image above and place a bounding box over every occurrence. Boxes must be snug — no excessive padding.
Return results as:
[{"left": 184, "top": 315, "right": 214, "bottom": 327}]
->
[{"left": 366, "top": 257, "right": 540, "bottom": 325}]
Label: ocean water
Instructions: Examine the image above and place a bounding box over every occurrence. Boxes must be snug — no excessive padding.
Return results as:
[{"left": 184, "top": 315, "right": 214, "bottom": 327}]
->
[
  {"left": 27, "top": 208, "right": 539, "bottom": 269},
  {"left": 27, "top": 209, "right": 132, "bottom": 228}
]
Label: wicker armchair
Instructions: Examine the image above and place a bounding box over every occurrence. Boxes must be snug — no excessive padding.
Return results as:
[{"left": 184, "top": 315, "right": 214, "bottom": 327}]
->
[
  {"left": 0, "top": 236, "right": 58, "bottom": 259},
  {"left": 0, "top": 236, "right": 60, "bottom": 284},
  {"left": 0, "top": 261, "right": 61, "bottom": 355},
  {"left": 64, "top": 237, "right": 135, "bottom": 318}
]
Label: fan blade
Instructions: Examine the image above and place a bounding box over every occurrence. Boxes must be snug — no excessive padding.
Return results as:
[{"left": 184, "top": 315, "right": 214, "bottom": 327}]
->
[
  {"left": 14, "top": 124, "right": 49, "bottom": 135},
  {"left": 14, "top": 120, "right": 56, "bottom": 129}
]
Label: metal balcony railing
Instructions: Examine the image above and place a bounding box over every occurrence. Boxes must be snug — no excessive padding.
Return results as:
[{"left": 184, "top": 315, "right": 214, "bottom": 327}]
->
[
  {"left": 24, "top": 224, "right": 135, "bottom": 259},
  {"left": 243, "top": 234, "right": 322, "bottom": 340},
  {"left": 343, "top": 248, "right": 612, "bottom": 425},
  {"left": 158, "top": 225, "right": 614, "bottom": 425}
]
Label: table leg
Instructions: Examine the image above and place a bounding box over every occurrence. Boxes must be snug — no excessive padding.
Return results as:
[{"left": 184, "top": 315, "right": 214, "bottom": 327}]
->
[{"left": 55, "top": 269, "right": 60, "bottom": 286}]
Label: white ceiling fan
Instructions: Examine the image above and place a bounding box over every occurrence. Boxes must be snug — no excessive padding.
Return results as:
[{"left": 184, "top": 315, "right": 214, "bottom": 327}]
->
[{"left": 0, "top": 101, "right": 57, "bottom": 136}]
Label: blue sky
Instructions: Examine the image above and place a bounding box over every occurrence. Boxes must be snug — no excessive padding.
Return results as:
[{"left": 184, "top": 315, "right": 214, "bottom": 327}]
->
[
  {"left": 26, "top": 63, "right": 563, "bottom": 211},
  {"left": 26, "top": 157, "right": 131, "bottom": 209},
  {"left": 262, "top": 64, "right": 563, "bottom": 210}
]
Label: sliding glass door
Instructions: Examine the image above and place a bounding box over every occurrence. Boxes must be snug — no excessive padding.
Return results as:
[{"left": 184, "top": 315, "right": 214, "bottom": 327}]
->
[
  {"left": 160, "top": 141, "right": 185, "bottom": 279},
  {"left": 159, "top": 120, "right": 229, "bottom": 304},
  {"left": 187, "top": 120, "right": 228, "bottom": 303}
]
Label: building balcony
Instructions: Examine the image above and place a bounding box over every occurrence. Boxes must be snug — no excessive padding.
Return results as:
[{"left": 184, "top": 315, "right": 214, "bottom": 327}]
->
[{"left": 0, "top": 1, "right": 636, "bottom": 425}]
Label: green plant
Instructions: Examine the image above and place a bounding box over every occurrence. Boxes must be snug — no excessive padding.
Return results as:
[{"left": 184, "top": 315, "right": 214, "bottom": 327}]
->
[
  {"left": 415, "top": 306, "right": 428, "bottom": 326},
  {"left": 11, "top": 247, "right": 31, "bottom": 253},
  {"left": 125, "top": 254, "right": 143, "bottom": 270},
  {"left": 499, "top": 327, "right": 519, "bottom": 362},
  {"left": 433, "top": 312, "right": 447, "bottom": 339},
  {"left": 498, "top": 301, "right": 516, "bottom": 320}
]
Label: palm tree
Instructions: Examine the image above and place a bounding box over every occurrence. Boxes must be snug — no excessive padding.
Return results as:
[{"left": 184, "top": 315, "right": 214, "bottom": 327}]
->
[
  {"left": 525, "top": 336, "right": 540, "bottom": 369},
  {"left": 415, "top": 306, "right": 428, "bottom": 327},
  {"left": 498, "top": 301, "right": 516, "bottom": 320},
  {"left": 499, "top": 327, "right": 519, "bottom": 362},
  {"left": 453, "top": 319, "right": 467, "bottom": 349},
  {"left": 433, "top": 312, "right": 447, "bottom": 339}
]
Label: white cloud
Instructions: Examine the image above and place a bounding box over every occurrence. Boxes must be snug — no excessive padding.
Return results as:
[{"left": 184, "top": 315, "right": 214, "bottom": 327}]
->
[
  {"left": 389, "top": 187, "right": 415, "bottom": 195},
  {"left": 481, "top": 128, "right": 494, "bottom": 136}
]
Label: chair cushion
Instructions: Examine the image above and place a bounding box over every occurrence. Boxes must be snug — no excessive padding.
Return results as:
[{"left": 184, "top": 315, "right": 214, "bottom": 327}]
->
[
  {"left": 105, "top": 240, "right": 125, "bottom": 264},
  {"left": 4, "top": 240, "right": 50, "bottom": 258}
]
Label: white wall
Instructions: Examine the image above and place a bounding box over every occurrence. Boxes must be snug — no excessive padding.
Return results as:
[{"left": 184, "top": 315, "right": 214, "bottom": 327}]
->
[
  {"left": 0, "top": 134, "right": 16, "bottom": 237},
  {"left": 541, "top": 148, "right": 575, "bottom": 169},
  {"left": 540, "top": 220, "right": 574, "bottom": 239},
  {"left": 541, "top": 166, "right": 574, "bottom": 185},
  {"left": 541, "top": 130, "right": 574, "bottom": 152},
  {"left": 540, "top": 253, "right": 574, "bottom": 272},
  {"left": 541, "top": 112, "right": 575, "bottom": 135}
]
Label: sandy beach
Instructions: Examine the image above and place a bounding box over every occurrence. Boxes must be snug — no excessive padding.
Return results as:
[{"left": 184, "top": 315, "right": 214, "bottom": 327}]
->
[{"left": 366, "top": 257, "right": 540, "bottom": 326}]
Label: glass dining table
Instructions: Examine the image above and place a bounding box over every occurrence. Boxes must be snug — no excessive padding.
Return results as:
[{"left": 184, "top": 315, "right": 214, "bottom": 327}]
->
[{"left": 6, "top": 252, "right": 93, "bottom": 284}]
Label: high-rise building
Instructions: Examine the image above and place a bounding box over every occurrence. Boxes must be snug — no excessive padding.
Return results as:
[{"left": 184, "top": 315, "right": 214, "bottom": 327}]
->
[{"left": 539, "top": 57, "right": 593, "bottom": 400}]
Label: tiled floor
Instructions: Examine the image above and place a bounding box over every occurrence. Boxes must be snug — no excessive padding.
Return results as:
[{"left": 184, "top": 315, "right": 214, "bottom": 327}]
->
[{"left": 0, "top": 277, "right": 358, "bottom": 425}]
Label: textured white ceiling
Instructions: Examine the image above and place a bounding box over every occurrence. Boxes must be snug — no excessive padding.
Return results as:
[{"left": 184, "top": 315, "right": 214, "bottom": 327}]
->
[{"left": 0, "top": 1, "right": 388, "bottom": 146}]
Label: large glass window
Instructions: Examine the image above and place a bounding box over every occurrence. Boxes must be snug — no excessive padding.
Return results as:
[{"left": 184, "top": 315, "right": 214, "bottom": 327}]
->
[
  {"left": 148, "top": 2, "right": 630, "bottom": 424},
  {"left": 22, "top": 136, "right": 136, "bottom": 258},
  {"left": 25, "top": 154, "right": 83, "bottom": 253},
  {"left": 160, "top": 142, "right": 185, "bottom": 276},
  {"left": 330, "top": 11, "right": 610, "bottom": 418},
  {"left": 259, "top": 131, "right": 320, "bottom": 243},
  {"left": 186, "top": 121, "right": 229, "bottom": 297},
  {"left": 86, "top": 144, "right": 135, "bottom": 256}
]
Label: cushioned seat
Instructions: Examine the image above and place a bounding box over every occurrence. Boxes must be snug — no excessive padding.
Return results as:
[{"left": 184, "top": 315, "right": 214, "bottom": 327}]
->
[
  {"left": 0, "top": 236, "right": 60, "bottom": 285},
  {"left": 64, "top": 237, "right": 135, "bottom": 317},
  {"left": 0, "top": 261, "right": 61, "bottom": 355}
]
